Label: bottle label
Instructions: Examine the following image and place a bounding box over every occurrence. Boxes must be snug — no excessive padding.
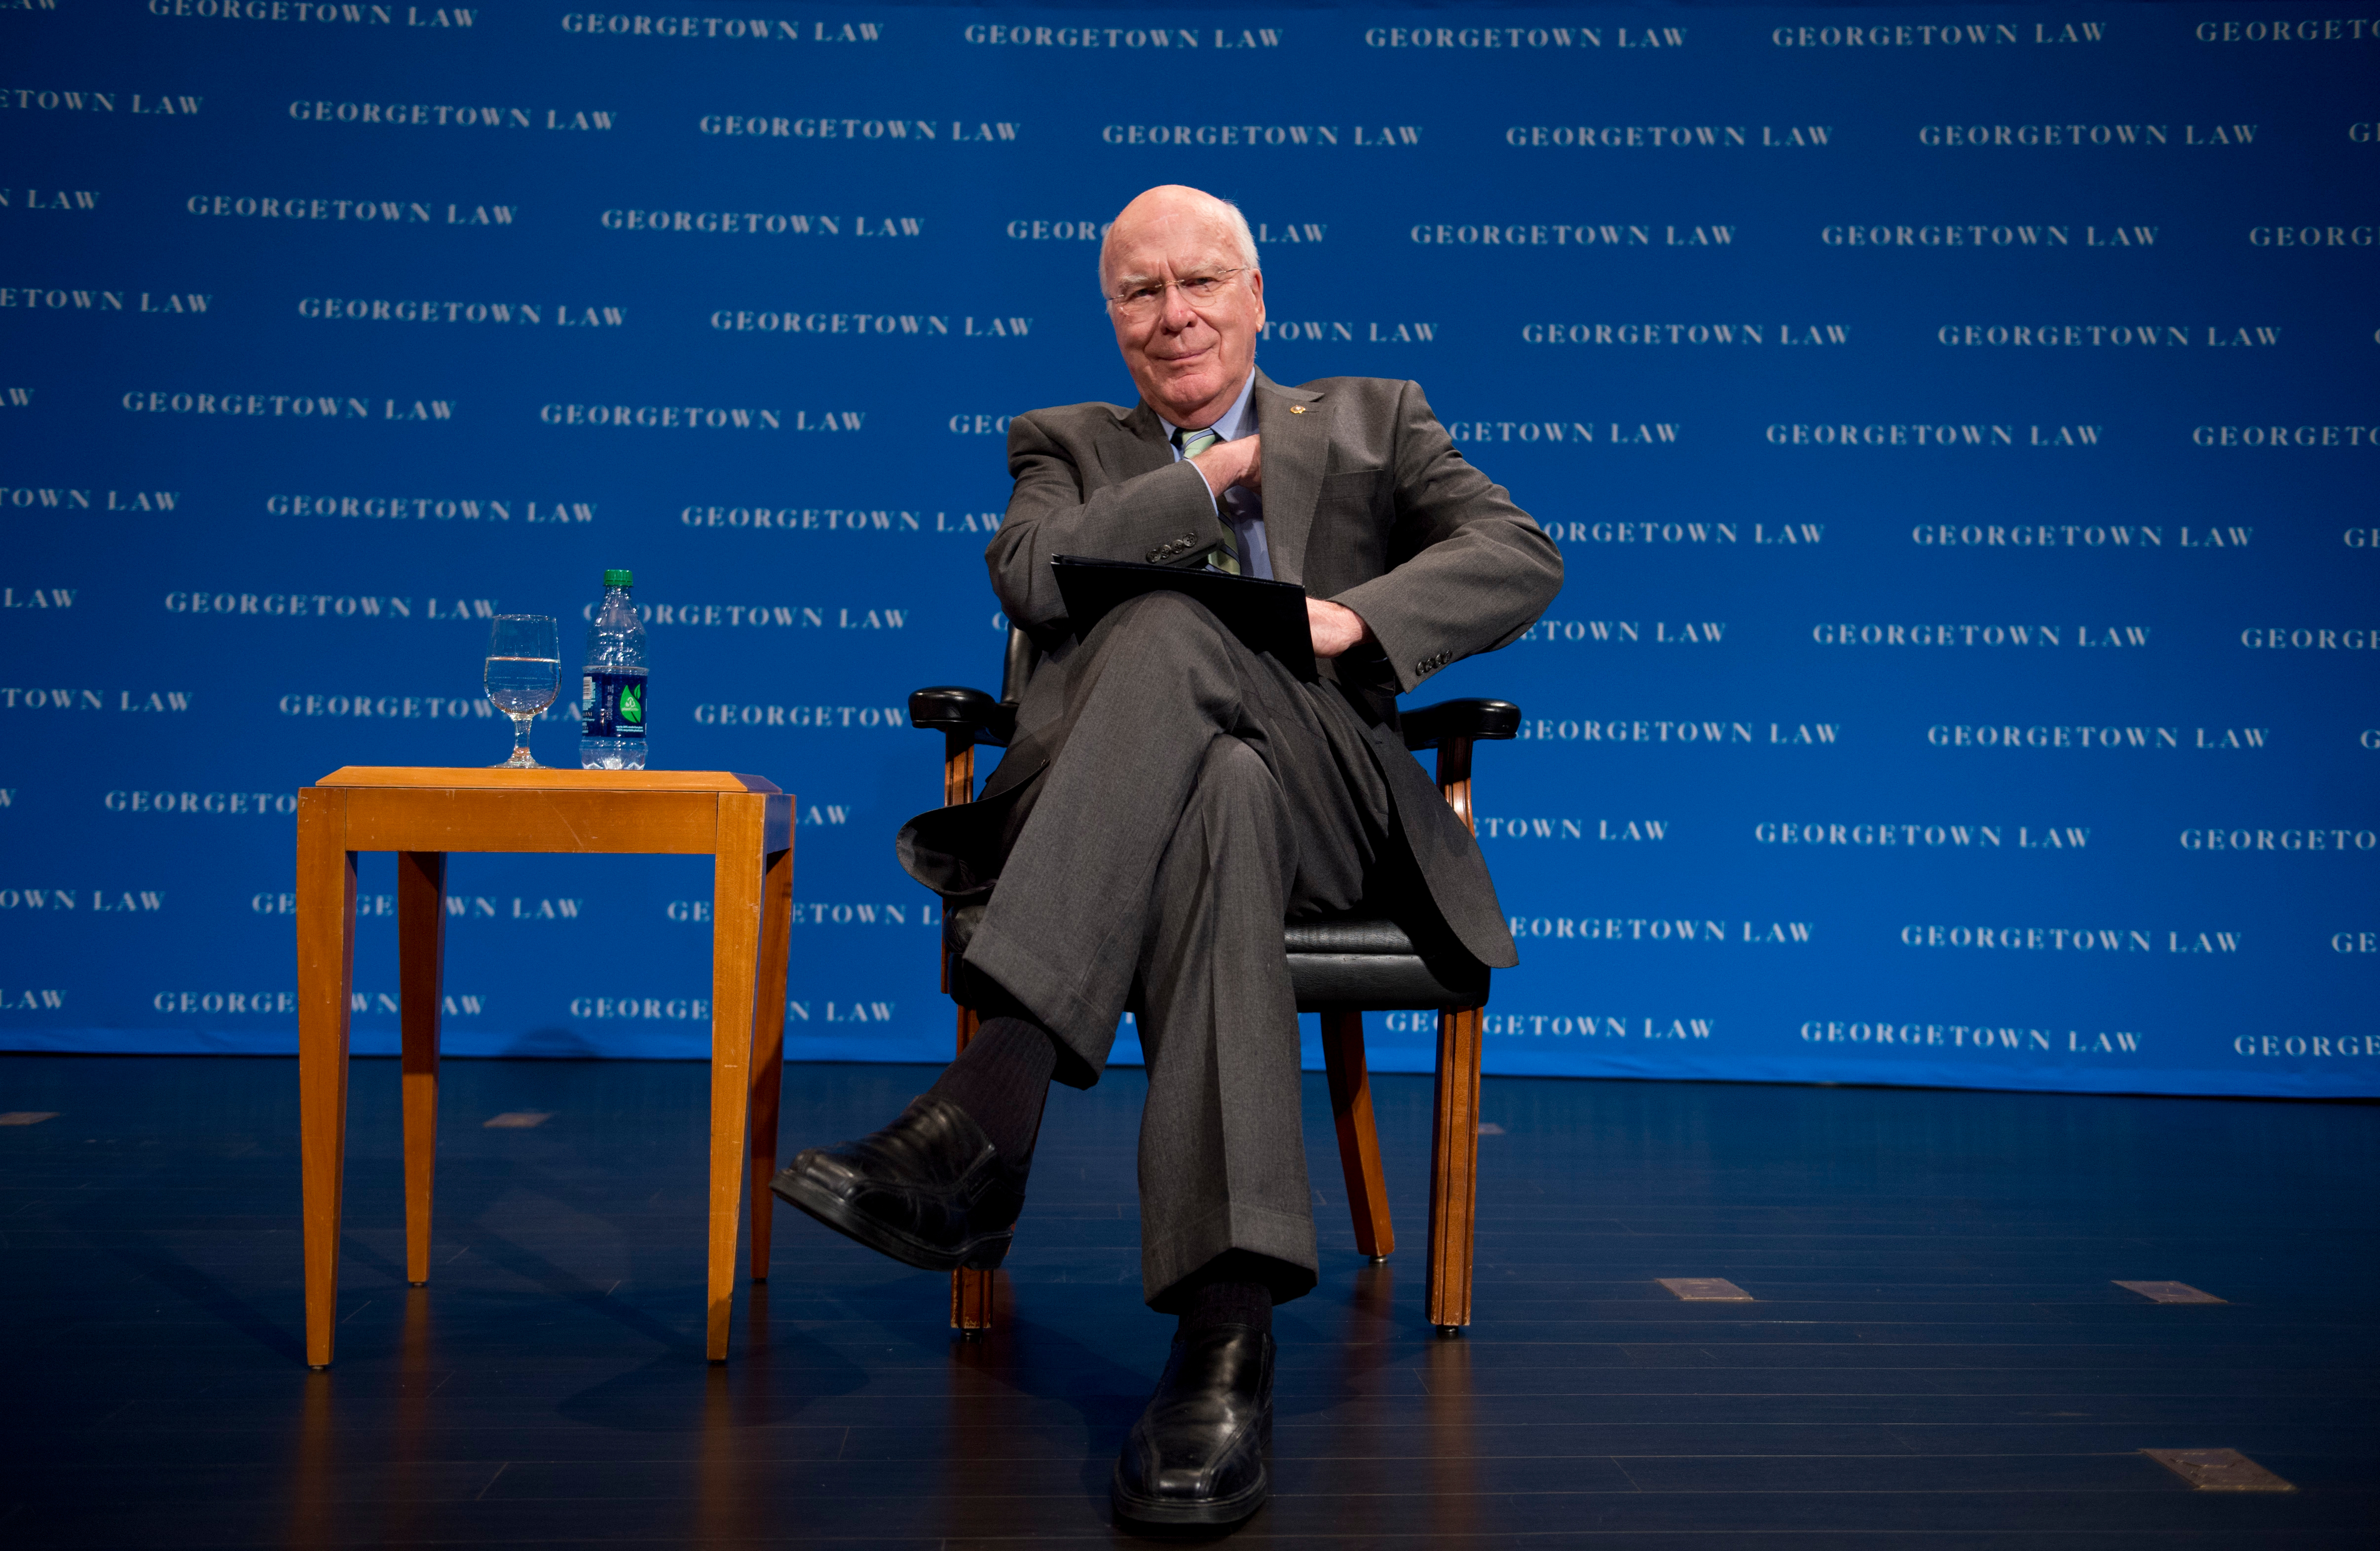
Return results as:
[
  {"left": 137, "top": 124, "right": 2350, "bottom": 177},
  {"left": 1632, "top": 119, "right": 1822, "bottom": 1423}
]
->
[{"left": 581, "top": 670, "right": 647, "bottom": 739}]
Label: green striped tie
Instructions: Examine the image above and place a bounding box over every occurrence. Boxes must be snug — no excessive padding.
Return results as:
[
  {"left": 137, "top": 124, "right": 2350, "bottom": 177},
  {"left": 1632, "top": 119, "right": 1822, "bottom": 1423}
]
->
[{"left": 1173, "top": 425, "right": 1240, "bottom": 573}]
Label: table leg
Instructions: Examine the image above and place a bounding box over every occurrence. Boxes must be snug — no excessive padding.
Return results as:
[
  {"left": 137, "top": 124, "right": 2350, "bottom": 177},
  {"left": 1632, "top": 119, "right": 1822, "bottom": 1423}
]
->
[
  {"left": 705, "top": 794, "right": 767, "bottom": 1361},
  {"left": 397, "top": 850, "right": 446, "bottom": 1286},
  {"left": 746, "top": 845, "right": 792, "bottom": 1282},
  {"left": 296, "top": 788, "right": 357, "bottom": 1368}
]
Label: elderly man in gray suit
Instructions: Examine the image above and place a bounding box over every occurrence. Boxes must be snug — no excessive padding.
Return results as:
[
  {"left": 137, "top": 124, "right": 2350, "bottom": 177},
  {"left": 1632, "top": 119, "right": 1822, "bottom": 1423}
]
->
[{"left": 776, "top": 184, "right": 1560, "bottom": 1527}]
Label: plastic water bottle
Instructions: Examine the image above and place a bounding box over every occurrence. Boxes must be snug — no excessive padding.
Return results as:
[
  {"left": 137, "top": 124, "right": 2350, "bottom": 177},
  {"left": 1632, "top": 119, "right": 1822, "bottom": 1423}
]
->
[{"left": 579, "top": 568, "right": 648, "bottom": 769}]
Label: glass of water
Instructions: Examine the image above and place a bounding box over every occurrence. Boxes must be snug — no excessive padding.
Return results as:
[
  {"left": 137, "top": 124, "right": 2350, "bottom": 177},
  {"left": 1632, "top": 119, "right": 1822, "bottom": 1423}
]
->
[{"left": 484, "top": 615, "right": 560, "bottom": 769}]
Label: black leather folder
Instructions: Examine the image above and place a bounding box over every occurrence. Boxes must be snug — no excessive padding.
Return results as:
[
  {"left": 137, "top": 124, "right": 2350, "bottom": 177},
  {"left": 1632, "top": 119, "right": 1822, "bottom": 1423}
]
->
[{"left": 1051, "top": 554, "right": 1316, "bottom": 680}]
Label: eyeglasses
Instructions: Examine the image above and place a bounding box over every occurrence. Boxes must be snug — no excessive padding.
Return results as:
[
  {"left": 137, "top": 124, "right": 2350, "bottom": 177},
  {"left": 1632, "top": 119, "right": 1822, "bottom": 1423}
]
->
[{"left": 1108, "top": 267, "right": 1248, "bottom": 320}]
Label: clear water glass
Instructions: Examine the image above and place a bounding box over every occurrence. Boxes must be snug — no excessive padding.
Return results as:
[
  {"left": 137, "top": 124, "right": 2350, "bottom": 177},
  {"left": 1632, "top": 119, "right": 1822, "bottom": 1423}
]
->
[{"left": 484, "top": 615, "right": 560, "bottom": 769}]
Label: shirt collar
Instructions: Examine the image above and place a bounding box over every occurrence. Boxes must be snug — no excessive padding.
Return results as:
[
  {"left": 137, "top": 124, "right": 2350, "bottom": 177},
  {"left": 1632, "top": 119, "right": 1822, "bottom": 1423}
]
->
[{"left": 1168, "top": 370, "right": 1258, "bottom": 445}]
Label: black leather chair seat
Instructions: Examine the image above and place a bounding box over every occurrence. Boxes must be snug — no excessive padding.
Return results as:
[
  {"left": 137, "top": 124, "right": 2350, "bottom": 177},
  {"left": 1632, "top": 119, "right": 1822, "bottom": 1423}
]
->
[{"left": 944, "top": 903, "right": 1488, "bottom": 1014}]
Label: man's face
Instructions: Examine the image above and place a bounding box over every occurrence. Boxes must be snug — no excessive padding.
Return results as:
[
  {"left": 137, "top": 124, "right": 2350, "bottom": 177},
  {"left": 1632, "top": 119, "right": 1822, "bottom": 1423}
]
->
[{"left": 1103, "top": 198, "right": 1265, "bottom": 428}]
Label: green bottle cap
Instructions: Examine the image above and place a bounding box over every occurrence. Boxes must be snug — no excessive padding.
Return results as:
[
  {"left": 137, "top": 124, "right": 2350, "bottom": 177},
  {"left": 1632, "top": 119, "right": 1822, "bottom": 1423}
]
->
[{"left": 603, "top": 568, "right": 633, "bottom": 587}]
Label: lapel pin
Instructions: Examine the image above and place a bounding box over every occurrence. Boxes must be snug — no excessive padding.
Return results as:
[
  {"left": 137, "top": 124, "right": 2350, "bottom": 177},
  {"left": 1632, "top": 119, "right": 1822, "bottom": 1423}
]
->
[{"left": 1289, "top": 405, "right": 1307, "bottom": 414}]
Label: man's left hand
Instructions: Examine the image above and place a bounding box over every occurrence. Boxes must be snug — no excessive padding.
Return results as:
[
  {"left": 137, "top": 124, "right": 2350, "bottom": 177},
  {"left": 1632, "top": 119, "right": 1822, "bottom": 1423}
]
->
[{"left": 1306, "top": 598, "right": 1373, "bottom": 659}]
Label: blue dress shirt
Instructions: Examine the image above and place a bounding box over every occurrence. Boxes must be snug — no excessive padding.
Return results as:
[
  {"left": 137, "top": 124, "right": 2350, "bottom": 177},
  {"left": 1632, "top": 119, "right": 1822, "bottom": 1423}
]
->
[{"left": 1164, "top": 372, "right": 1274, "bottom": 580}]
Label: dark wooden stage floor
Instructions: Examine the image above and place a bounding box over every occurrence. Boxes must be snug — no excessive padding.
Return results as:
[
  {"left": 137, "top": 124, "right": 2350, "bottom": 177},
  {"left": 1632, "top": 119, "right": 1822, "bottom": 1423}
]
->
[{"left": 1, "top": 1054, "right": 2373, "bottom": 1548}]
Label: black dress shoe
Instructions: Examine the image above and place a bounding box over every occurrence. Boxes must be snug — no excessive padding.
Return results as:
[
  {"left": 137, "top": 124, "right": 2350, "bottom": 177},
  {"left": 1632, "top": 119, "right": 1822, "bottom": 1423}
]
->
[
  {"left": 1111, "top": 1324, "right": 1274, "bottom": 1526},
  {"left": 770, "top": 1094, "right": 1021, "bottom": 1271}
]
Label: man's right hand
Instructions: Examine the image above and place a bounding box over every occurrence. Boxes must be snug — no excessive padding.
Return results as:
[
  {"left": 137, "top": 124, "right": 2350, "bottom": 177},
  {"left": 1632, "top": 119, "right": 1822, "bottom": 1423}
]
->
[{"left": 1189, "top": 433, "right": 1261, "bottom": 499}]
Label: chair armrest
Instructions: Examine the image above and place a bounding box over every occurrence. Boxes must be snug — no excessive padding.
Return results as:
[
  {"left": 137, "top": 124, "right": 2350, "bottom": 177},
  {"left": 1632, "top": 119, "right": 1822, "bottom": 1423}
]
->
[
  {"left": 909, "top": 686, "right": 1016, "bottom": 747},
  {"left": 1401, "top": 698, "right": 1520, "bottom": 752}
]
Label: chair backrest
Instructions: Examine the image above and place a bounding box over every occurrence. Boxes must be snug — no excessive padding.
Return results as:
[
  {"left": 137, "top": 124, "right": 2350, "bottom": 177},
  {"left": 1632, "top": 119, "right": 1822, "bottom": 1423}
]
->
[{"left": 1001, "top": 626, "right": 1039, "bottom": 705}]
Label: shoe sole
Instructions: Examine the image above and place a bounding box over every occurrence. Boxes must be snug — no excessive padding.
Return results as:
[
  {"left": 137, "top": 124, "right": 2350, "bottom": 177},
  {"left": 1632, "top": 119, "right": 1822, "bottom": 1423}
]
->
[
  {"left": 771, "top": 1166, "right": 1011, "bottom": 1273},
  {"left": 1109, "top": 1463, "right": 1269, "bottom": 1527}
]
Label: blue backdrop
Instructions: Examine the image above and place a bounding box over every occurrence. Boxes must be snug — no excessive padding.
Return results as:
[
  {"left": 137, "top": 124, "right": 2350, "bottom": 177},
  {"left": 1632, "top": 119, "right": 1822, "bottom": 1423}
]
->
[{"left": 2, "top": 0, "right": 2373, "bottom": 1099}]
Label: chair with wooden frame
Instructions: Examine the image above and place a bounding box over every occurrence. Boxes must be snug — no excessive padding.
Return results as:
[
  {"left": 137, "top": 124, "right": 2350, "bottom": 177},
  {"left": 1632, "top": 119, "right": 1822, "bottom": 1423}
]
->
[{"left": 909, "top": 628, "right": 1518, "bottom": 1337}]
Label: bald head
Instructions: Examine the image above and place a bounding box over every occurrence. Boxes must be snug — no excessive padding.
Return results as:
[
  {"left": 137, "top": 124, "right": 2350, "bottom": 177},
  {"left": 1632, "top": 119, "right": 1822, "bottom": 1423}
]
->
[
  {"left": 1099, "top": 185, "right": 1266, "bottom": 428},
  {"left": 1099, "top": 185, "right": 1259, "bottom": 294}
]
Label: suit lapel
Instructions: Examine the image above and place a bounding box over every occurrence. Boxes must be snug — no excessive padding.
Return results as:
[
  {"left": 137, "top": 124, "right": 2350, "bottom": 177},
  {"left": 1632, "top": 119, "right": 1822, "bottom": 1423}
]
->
[
  {"left": 1251, "top": 369, "right": 1327, "bottom": 585},
  {"left": 1101, "top": 401, "right": 1176, "bottom": 484}
]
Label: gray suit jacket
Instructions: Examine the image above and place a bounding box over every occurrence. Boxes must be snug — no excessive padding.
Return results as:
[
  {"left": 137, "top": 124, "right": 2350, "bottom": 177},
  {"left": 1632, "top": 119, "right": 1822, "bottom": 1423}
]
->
[{"left": 981, "top": 369, "right": 1562, "bottom": 969}]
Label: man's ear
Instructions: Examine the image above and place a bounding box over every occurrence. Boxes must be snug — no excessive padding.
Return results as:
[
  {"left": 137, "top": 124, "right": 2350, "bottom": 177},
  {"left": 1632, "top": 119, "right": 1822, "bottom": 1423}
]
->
[{"left": 1247, "top": 268, "right": 1264, "bottom": 331}]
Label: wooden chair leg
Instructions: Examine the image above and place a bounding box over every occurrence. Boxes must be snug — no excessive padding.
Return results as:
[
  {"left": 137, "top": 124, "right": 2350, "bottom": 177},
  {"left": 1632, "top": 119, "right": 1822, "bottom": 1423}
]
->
[
  {"left": 396, "top": 850, "right": 446, "bottom": 1287},
  {"left": 1426, "top": 1004, "right": 1485, "bottom": 1332},
  {"left": 1319, "top": 1006, "right": 1395, "bottom": 1259},
  {"left": 704, "top": 795, "right": 767, "bottom": 1363},
  {"left": 951, "top": 1265, "right": 997, "bottom": 1333},
  {"left": 747, "top": 845, "right": 793, "bottom": 1282},
  {"left": 948, "top": 1004, "right": 996, "bottom": 1334},
  {"left": 939, "top": 735, "right": 998, "bottom": 1335},
  {"left": 296, "top": 789, "right": 356, "bottom": 1368}
]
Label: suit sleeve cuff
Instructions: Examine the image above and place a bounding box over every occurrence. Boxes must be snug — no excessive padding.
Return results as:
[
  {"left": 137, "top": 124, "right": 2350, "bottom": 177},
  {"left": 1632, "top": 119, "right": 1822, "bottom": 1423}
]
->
[
  {"left": 1330, "top": 577, "right": 1433, "bottom": 692},
  {"left": 1135, "top": 461, "right": 1237, "bottom": 564},
  {"left": 1184, "top": 455, "right": 1222, "bottom": 511}
]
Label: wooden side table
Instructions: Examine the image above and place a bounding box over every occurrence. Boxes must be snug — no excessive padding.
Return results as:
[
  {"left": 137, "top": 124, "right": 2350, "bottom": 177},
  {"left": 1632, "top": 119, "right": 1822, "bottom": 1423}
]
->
[{"left": 296, "top": 767, "right": 793, "bottom": 1367}]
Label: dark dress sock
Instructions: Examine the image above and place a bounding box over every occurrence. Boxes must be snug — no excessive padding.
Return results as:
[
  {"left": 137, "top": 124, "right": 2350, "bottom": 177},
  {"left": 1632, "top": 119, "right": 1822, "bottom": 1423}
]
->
[
  {"left": 1171, "top": 1251, "right": 1278, "bottom": 1339},
  {"left": 926, "top": 1014, "right": 1057, "bottom": 1165}
]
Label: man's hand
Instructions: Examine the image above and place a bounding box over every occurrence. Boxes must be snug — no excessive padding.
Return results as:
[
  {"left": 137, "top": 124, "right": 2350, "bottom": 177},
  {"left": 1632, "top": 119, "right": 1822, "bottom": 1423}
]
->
[
  {"left": 1307, "top": 597, "right": 1373, "bottom": 659},
  {"left": 1189, "top": 433, "right": 1261, "bottom": 498}
]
